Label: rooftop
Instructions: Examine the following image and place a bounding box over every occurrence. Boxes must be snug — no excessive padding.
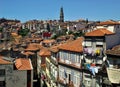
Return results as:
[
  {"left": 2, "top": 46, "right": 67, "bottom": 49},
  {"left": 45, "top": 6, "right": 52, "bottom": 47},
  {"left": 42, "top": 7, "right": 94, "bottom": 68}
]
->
[
  {"left": 15, "top": 58, "right": 33, "bottom": 70},
  {"left": 59, "top": 37, "right": 84, "bottom": 52},
  {"left": 0, "top": 56, "right": 12, "bottom": 64},
  {"left": 39, "top": 47, "right": 51, "bottom": 56},
  {"left": 106, "top": 45, "right": 120, "bottom": 56},
  {"left": 97, "top": 20, "right": 120, "bottom": 25},
  {"left": 85, "top": 28, "right": 114, "bottom": 36}
]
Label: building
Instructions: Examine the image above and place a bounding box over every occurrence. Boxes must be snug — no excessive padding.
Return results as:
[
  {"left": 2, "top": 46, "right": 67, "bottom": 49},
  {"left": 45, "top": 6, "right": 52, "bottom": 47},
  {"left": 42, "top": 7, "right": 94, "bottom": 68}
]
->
[
  {"left": 0, "top": 56, "right": 33, "bottom": 87},
  {"left": 58, "top": 37, "right": 84, "bottom": 87},
  {"left": 38, "top": 47, "right": 51, "bottom": 87},
  {"left": 59, "top": 7, "right": 64, "bottom": 23},
  {"left": 106, "top": 45, "right": 120, "bottom": 86},
  {"left": 83, "top": 28, "right": 117, "bottom": 87},
  {"left": 49, "top": 44, "right": 60, "bottom": 87}
]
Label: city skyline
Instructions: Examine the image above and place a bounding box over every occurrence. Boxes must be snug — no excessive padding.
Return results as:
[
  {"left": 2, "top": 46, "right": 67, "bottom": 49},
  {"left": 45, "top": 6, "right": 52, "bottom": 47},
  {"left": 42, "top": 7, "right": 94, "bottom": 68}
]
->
[{"left": 1, "top": 0, "right": 120, "bottom": 22}]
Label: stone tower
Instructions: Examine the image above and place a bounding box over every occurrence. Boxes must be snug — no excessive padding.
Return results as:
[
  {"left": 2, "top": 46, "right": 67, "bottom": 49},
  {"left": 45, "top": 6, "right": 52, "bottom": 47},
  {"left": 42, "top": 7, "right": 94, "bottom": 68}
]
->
[{"left": 60, "top": 7, "right": 64, "bottom": 22}]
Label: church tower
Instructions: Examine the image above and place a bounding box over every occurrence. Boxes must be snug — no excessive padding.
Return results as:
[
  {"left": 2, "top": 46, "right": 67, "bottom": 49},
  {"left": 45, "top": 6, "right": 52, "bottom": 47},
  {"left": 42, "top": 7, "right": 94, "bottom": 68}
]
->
[{"left": 59, "top": 7, "right": 64, "bottom": 22}]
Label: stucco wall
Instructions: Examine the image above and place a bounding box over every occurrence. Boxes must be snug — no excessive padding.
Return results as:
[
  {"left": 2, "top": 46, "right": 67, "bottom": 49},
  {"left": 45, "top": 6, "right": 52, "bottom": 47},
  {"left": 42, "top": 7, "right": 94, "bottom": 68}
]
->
[
  {"left": 6, "top": 70, "right": 27, "bottom": 87},
  {"left": 12, "top": 70, "right": 27, "bottom": 87},
  {"left": 0, "top": 64, "right": 14, "bottom": 87},
  {"left": 105, "top": 34, "right": 120, "bottom": 50}
]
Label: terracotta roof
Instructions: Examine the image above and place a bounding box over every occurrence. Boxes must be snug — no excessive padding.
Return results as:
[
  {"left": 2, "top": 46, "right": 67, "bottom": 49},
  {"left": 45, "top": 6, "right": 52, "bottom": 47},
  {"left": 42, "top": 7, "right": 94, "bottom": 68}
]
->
[
  {"left": 106, "top": 45, "right": 120, "bottom": 56},
  {"left": 59, "top": 37, "right": 84, "bottom": 52},
  {"left": 22, "top": 51, "right": 35, "bottom": 56},
  {"left": 26, "top": 37, "right": 43, "bottom": 43},
  {"left": 57, "top": 36, "right": 66, "bottom": 40},
  {"left": 39, "top": 48, "right": 51, "bottom": 56},
  {"left": 11, "top": 32, "right": 18, "bottom": 37},
  {"left": 85, "top": 28, "right": 114, "bottom": 36},
  {"left": 15, "top": 58, "right": 33, "bottom": 70},
  {"left": 0, "top": 56, "right": 12, "bottom": 64},
  {"left": 49, "top": 45, "right": 60, "bottom": 53},
  {"left": 42, "top": 39, "right": 55, "bottom": 44},
  {"left": 97, "top": 20, "right": 120, "bottom": 25},
  {"left": 25, "top": 43, "right": 39, "bottom": 51},
  {"left": 37, "top": 44, "right": 44, "bottom": 49}
]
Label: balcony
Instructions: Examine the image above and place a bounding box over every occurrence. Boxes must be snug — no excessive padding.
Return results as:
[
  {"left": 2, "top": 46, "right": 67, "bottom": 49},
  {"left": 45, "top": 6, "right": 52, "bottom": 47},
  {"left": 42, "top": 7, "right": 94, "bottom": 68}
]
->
[
  {"left": 83, "top": 47, "right": 104, "bottom": 65},
  {"left": 58, "top": 77, "right": 74, "bottom": 87},
  {"left": 50, "top": 72, "right": 57, "bottom": 82},
  {"left": 51, "top": 57, "right": 58, "bottom": 65},
  {"left": 58, "top": 59, "right": 81, "bottom": 70}
]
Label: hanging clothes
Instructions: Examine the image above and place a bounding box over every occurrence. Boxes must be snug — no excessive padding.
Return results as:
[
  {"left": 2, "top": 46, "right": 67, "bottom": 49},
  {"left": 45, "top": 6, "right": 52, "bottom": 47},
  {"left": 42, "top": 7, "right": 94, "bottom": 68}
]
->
[
  {"left": 88, "top": 48, "right": 93, "bottom": 55},
  {"left": 89, "top": 67, "right": 98, "bottom": 76},
  {"left": 84, "top": 48, "right": 88, "bottom": 53},
  {"left": 96, "top": 49, "right": 100, "bottom": 56}
]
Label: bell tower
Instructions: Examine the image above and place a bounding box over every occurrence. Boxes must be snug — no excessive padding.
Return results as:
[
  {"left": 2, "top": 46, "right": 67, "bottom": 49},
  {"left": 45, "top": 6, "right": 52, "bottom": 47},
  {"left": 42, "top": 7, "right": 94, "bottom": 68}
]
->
[{"left": 59, "top": 7, "right": 64, "bottom": 22}]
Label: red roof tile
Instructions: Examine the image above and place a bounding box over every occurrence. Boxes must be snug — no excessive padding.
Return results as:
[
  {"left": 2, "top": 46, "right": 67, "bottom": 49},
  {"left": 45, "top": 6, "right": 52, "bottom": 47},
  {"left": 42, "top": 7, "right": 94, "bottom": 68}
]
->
[
  {"left": 85, "top": 28, "right": 114, "bottom": 36},
  {"left": 42, "top": 39, "right": 55, "bottom": 44},
  {"left": 22, "top": 51, "right": 35, "bottom": 56},
  {"left": 59, "top": 37, "right": 84, "bottom": 52},
  {"left": 97, "top": 20, "right": 120, "bottom": 25},
  {"left": 49, "top": 44, "right": 60, "bottom": 53},
  {"left": 39, "top": 48, "right": 51, "bottom": 56},
  {"left": 25, "top": 43, "right": 39, "bottom": 51},
  {"left": 15, "top": 58, "right": 33, "bottom": 70},
  {"left": 0, "top": 56, "right": 12, "bottom": 64}
]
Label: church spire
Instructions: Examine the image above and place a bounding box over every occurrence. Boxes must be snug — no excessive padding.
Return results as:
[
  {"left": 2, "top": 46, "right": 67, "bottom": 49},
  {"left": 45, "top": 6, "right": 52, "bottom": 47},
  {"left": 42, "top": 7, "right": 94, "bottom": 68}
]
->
[{"left": 60, "top": 7, "right": 64, "bottom": 22}]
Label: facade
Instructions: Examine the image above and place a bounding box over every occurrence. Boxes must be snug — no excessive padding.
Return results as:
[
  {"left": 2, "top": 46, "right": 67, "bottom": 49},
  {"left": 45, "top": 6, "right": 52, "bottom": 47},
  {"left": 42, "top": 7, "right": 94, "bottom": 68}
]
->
[
  {"left": 38, "top": 47, "right": 51, "bottom": 87},
  {"left": 24, "top": 43, "right": 40, "bottom": 81},
  {"left": 83, "top": 28, "right": 119, "bottom": 87},
  {"left": 58, "top": 37, "right": 84, "bottom": 87},
  {"left": 49, "top": 45, "right": 60, "bottom": 87}
]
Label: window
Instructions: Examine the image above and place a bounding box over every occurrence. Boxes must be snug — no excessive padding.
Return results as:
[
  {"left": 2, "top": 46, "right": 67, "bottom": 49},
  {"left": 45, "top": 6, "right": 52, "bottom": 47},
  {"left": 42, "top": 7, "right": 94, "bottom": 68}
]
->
[
  {"left": 73, "top": 74, "right": 80, "bottom": 85},
  {"left": 0, "top": 69, "right": 5, "bottom": 76},
  {"left": 85, "top": 41, "right": 92, "bottom": 46},
  {"left": 84, "top": 80, "right": 91, "bottom": 87},
  {"left": 0, "top": 81, "right": 5, "bottom": 87},
  {"left": 96, "top": 45, "right": 103, "bottom": 48},
  {"left": 84, "top": 75, "right": 91, "bottom": 87},
  {"left": 59, "top": 69, "right": 64, "bottom": 79}
]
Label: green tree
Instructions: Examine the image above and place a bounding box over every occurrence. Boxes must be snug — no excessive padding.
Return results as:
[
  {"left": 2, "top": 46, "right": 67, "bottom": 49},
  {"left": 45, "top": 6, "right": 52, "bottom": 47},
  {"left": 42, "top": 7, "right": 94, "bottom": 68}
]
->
[
  {"left": 18, "top": 28, "right": 29, "bottom": 37},
  {"left": 73, "top": 30, "right": 85, "bottom": 38},
  {"left": 68, "top": 31, "right": 74, "bottom": 35}
]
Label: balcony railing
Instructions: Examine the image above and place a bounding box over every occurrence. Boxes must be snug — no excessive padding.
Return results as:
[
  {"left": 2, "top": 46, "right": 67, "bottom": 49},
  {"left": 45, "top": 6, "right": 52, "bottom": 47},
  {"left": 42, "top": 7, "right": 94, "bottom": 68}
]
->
[
  {"left": 51, "top": 57, "right": 58, "bottom": 65},
  {"left": 58, "top": 77, "right": 74, "bottom": 87},
  {"left": 58, "top": 59, "right": 81, "bottom": 69}
]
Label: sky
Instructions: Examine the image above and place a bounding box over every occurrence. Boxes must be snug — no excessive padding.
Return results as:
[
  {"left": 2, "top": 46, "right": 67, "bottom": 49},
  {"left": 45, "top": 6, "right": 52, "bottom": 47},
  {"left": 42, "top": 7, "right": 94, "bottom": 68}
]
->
[{"left": 0, "top": 0, "right": 120, "bottom": 22}]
